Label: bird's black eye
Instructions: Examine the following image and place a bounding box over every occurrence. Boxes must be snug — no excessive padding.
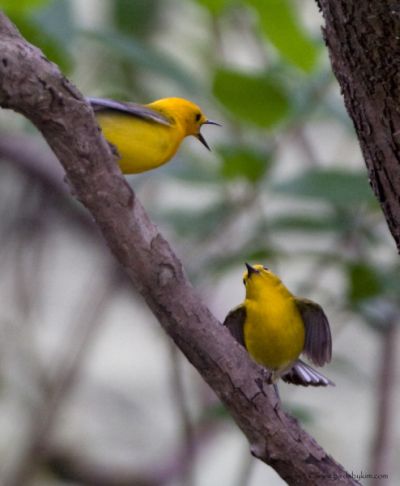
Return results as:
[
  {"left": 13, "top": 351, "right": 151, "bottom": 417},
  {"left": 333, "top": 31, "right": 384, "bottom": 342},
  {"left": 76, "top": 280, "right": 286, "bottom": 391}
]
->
[
  {"left": 242, "top": 278, "right": 246, "bottom": 285},
  {"left": 195, "top": 113, "right": 201, "bottom": 122}
]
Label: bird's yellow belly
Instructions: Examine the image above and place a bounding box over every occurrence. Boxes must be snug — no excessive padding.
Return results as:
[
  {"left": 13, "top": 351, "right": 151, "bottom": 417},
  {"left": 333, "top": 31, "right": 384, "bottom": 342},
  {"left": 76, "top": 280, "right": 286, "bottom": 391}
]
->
[
  {"left": 244, "top": 298, "right": 305, "bottom": 372},
  {"left": 96, "top": 113, "right": 181, "bottom": 173}
]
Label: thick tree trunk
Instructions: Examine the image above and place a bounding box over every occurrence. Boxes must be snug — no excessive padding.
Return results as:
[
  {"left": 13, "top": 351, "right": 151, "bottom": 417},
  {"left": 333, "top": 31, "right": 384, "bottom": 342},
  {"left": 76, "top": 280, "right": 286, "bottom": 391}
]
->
[
  {"left": 317, "top": 0, "right": 400, "bottom": 251},
  {"left": 317, "top": 0, "right": 400, "bottom": 481}
]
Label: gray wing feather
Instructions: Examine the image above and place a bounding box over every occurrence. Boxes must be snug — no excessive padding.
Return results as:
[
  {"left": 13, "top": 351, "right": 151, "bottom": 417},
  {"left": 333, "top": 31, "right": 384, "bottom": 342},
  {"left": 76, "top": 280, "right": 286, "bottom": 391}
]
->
[
  {"left": 282, "top": 359, "right": 334, "bottom": 387},
  {"left": 87, "top": 97, "right": 171, "bottom": 126},
  {"left": 295, "top": 298, "right": 332, "bottom": 366},
  {"left": 222, "top": 305, "right": 246, "bottom": 348}
]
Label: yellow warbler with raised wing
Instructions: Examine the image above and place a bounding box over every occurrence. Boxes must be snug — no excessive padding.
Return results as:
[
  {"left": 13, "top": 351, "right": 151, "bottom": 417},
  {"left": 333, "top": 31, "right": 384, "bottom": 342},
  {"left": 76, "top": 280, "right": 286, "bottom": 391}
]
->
[
  {"left": 88, "top": 97, "right": 220, "bottom": 174},
  {"left": 224, "top": 263, "right": 334, "bottom": 386}
]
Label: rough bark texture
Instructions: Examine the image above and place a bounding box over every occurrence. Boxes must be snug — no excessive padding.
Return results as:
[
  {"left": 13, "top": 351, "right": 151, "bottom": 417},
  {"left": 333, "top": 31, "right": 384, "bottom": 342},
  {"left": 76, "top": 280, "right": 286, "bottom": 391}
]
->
[
  {"left": 0, "top": 12, "right": 357, "bottom": 486},
  {"left": 317, "top": 0, "right": 400, "bottom": 251}
]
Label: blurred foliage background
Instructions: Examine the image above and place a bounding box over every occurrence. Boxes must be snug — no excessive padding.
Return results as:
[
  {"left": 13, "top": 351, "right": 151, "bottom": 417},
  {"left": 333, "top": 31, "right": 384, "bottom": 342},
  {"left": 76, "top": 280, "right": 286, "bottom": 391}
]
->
[{"left": 0, "top": 0, "right": 399, "bottom": 485}]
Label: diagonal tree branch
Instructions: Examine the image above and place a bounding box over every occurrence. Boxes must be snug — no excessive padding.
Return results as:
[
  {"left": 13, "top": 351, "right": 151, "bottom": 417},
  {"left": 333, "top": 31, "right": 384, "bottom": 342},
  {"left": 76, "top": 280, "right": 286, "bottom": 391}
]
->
[{"left": 0, "top": 12, "right": 357, "bottom": 485}]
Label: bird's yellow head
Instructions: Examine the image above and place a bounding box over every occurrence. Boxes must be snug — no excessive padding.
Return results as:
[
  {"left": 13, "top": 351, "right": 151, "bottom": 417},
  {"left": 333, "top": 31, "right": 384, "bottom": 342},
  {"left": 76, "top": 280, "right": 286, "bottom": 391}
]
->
[
  {"left": 147, "top": 97, "right": 220, "bottom": 150},
  {"left": 242, "top": 263, "right": 284, "bottom": 300}
]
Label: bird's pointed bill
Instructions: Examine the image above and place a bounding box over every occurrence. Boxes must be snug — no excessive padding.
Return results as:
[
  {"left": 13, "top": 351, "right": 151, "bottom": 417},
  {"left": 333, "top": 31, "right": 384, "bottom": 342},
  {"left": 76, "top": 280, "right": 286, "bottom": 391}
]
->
[
  {"left": 245, "top": 262, "right": 258, "bottom": 276},
  {"left": 196, "top": 119, "right": 221, "bottom": 151},
  {"left": 203, "top": 119, "right": 222, "bottom": 127},
  {"left": 197, "top": 132, "right": 211, "bottom": 151}
]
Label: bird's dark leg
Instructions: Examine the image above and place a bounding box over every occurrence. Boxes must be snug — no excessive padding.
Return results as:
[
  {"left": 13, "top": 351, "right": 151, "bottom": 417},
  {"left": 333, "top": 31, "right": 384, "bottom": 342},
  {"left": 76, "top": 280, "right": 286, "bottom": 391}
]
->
[
  {"left": 273, "top": 383, "right": 281, "bottom": 402},
  {"left": 260, "top": 367, "right": 273, "bottom": 384},
  {"left": 259, "top": 368, "right": 281, "bottom": 407}
]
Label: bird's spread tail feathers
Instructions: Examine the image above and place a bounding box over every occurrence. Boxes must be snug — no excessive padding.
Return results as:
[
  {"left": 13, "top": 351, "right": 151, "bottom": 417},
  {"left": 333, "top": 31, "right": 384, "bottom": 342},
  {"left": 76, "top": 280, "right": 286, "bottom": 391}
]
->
[{"left": 281, "top": 359, "right": 335, "bottom": 387}]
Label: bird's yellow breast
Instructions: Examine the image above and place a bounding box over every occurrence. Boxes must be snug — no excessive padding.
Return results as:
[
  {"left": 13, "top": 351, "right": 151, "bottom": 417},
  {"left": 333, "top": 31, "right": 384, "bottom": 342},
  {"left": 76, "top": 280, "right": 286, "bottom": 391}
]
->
[
  {"left": 96, "top": 112, "right": 184, "bottom": 174},
  {"left": 244, "top": 292, "right": 305, "bottom": 373}
]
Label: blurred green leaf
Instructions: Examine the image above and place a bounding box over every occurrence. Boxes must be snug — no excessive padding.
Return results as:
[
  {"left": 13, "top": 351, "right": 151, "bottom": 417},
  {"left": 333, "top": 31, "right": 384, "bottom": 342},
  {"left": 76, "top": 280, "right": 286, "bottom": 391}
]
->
[
  {"left": 6, "top": 12, "right": 71, "bottom": 72},
  {"left": 32, "top": 0, "right": 74, "bottom": 47},
  {"left": 213, "top": 68, "right": 290, "bottom": 127},
  {"left": 248, "top": 0, "right": 320, "bottom": 72},
  {"left": 161, "top": 201, "right": 231, "bottom": 237},
  {"left": 273, "top": 169, "right": 377, "bottom": 206},
  {"left": 0, "top": 0, "right": 50, "bottom": 13},
  {"left": 166, "top": 158, "right": 220, "bottom": 184},
  {"left": 114, "top": 0, "right": 161, "bottom": 36},
  {"left": 84, "top": 30, "right": 200, "bottom": 94},
  {"left": 196, "top": 0, "right": 232, "bottom": 15},
  {"left": 268, "top": 214, "right": 340, "bottom": 233},
  {"left": 208, "top": 245, "right": 277, "bottom": 272},
  {"left": 348, "top": 263, "right": 382, "bottom": 303},
  {"left": 218, "top": 146, "right": 271, "bottom": 182},
  {"left": 382, "top": 268, "right": 400, "bottom": 296}
]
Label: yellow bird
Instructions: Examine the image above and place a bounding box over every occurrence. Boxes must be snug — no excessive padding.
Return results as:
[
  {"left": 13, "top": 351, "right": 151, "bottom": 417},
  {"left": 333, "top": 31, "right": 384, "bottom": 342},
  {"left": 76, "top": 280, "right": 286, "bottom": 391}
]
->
[
  {"left": 88, "top": 97, "right": 220, "bottom": 174},
  {"left": 224, "top": 263, "right": 333, "bottom": 386}
]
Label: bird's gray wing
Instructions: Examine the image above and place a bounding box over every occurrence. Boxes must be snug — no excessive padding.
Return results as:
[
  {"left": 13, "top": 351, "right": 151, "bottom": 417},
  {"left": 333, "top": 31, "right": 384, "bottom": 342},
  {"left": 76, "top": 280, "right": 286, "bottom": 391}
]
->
[
  {"left": 295, "top": 298, "right": 332, "bottom": 366},
  {"left": 222, "top": 305, "right": 246, "bottom": 348},
  {"left": 87, "top": 97, "right": 171, "bottom": 126}
]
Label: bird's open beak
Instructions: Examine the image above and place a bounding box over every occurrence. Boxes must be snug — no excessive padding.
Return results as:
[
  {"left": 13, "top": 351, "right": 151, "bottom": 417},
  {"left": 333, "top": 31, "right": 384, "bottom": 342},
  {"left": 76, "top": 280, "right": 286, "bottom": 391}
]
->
[
  {"left": 197, "top": 132, "right": 211, "bottom": 151},
  {"left": 196, "top": 120, "right": 222, "bottom": 151},
  {"left": 203, "top": 119, "right": 222, "bottom": 127},
  {"left": 245, "top": 262, "right": 258, "bottom": 277}
]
